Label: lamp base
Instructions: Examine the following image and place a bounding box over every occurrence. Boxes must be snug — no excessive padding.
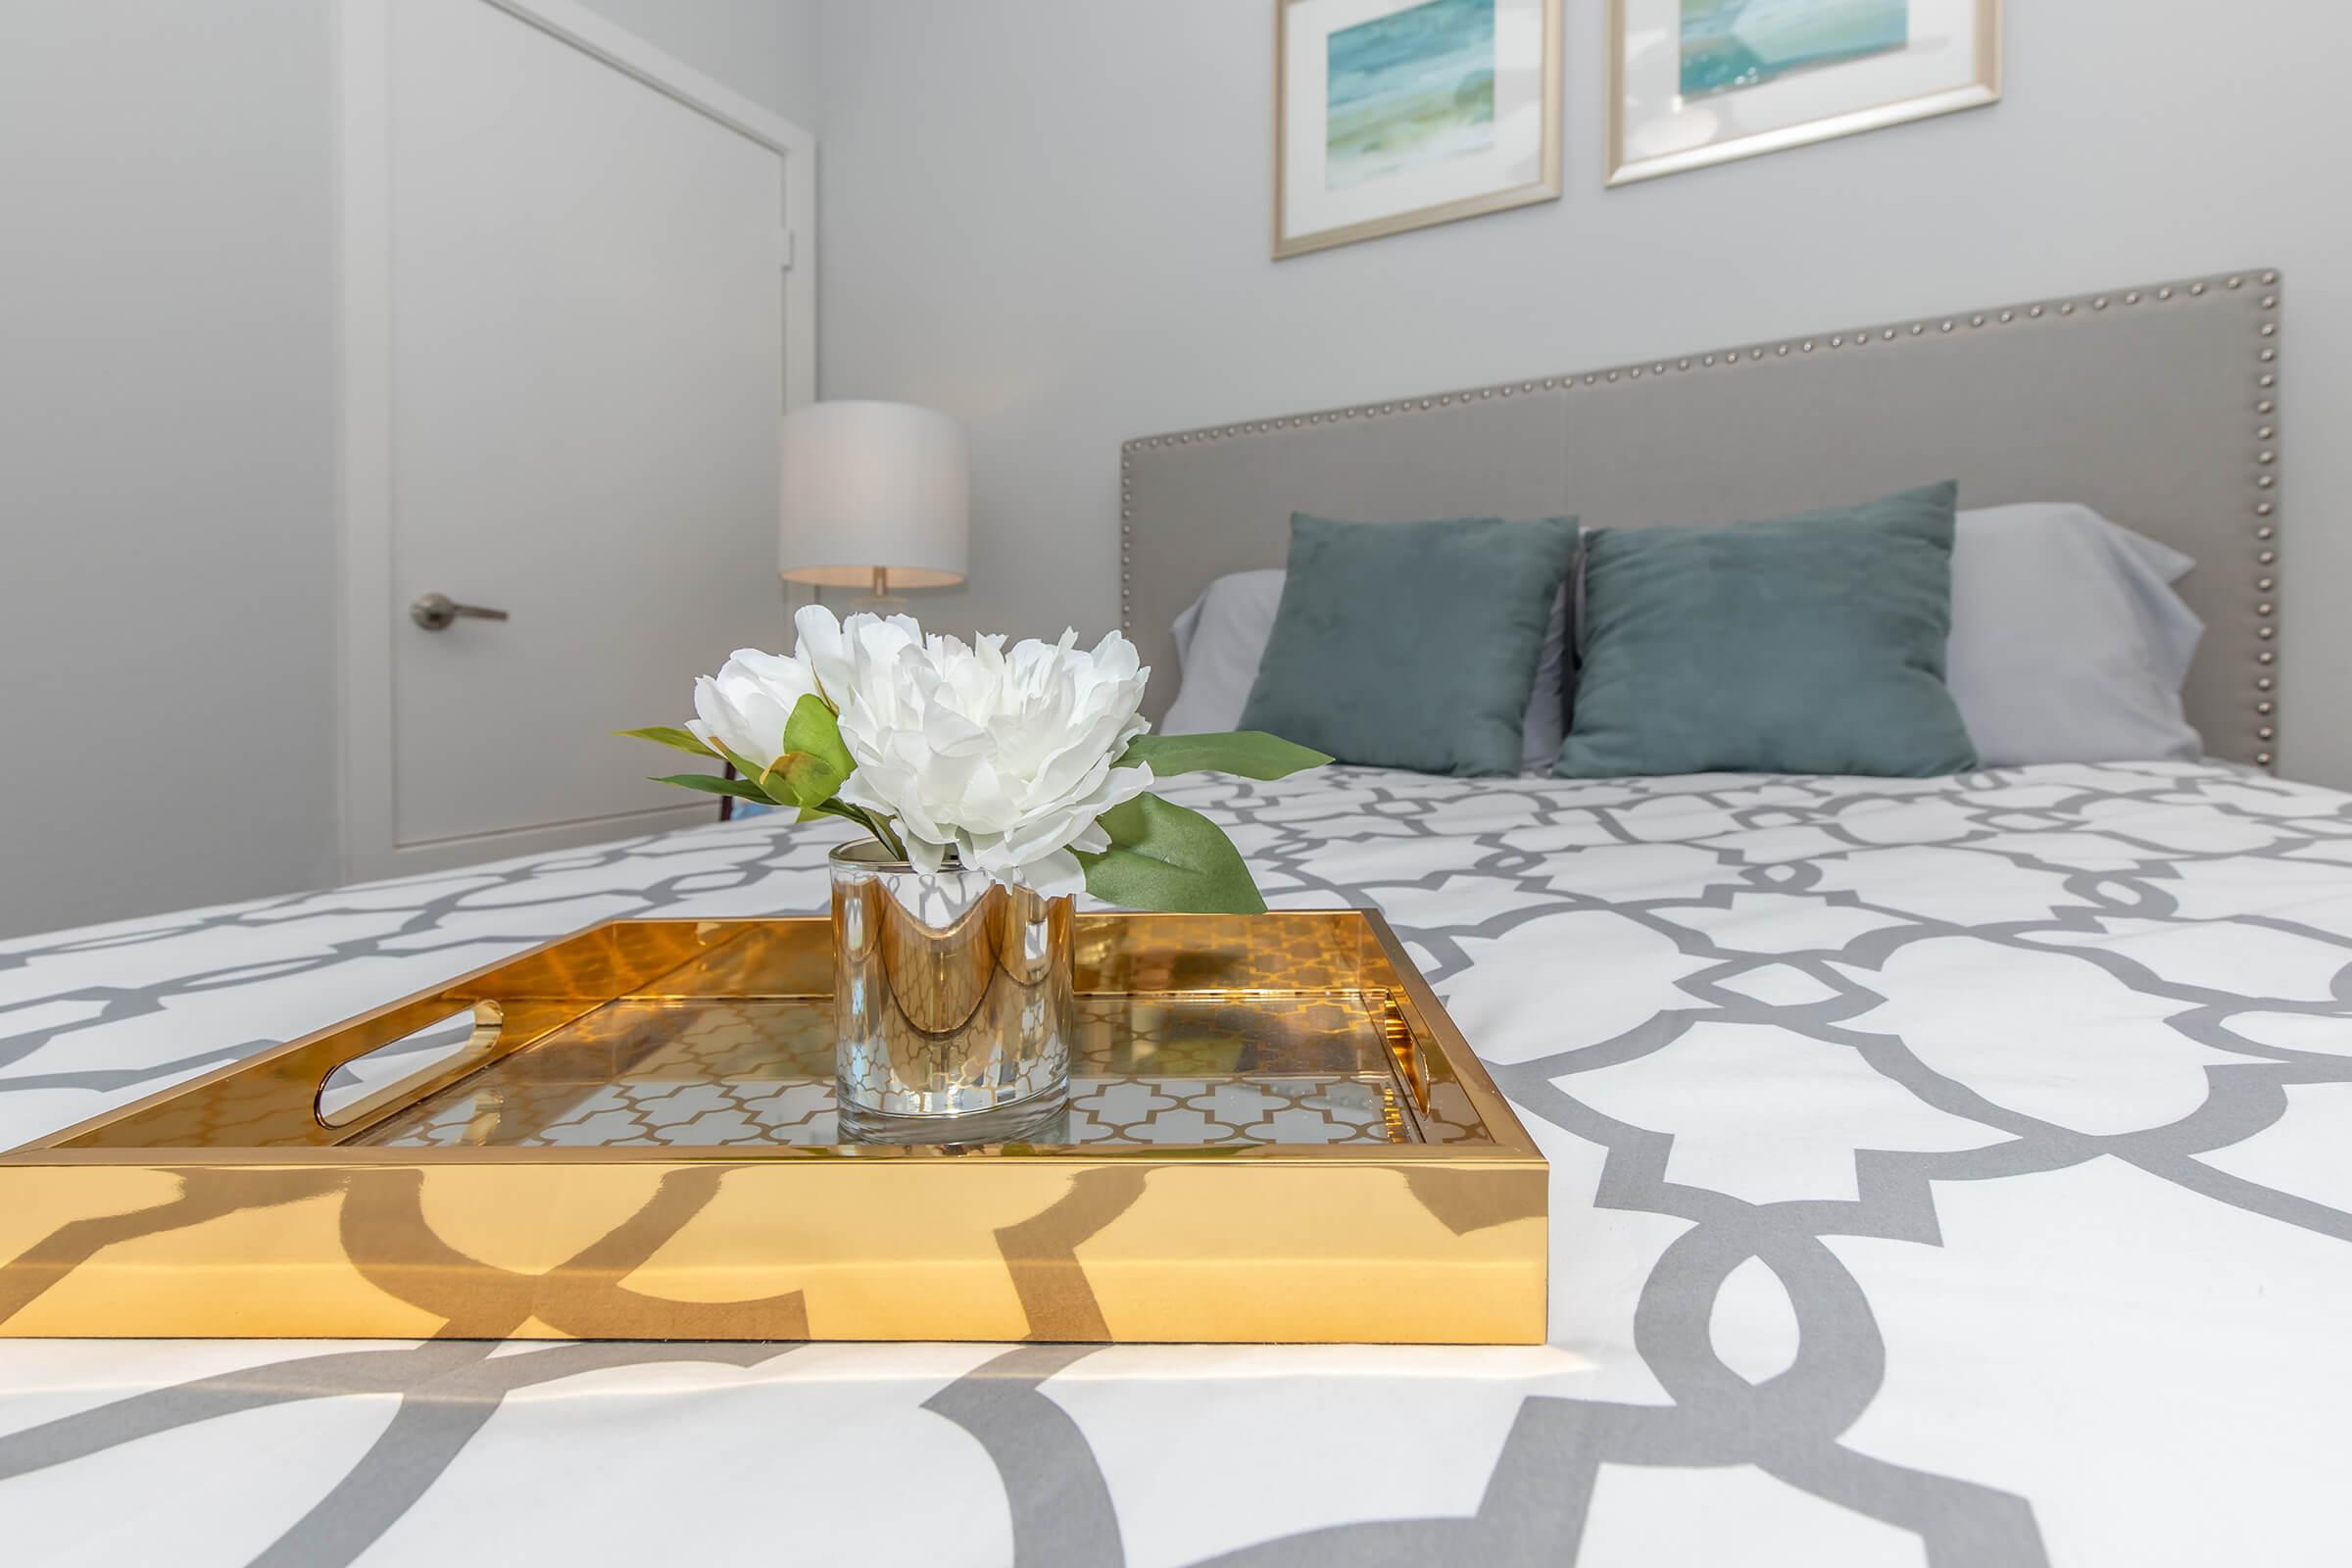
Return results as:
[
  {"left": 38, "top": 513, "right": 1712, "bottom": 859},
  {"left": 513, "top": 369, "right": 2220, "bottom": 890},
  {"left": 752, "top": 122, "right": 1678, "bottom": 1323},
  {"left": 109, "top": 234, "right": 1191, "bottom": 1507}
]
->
[{"left": 848, "top": 566, "right": 910, "bottom": 616}]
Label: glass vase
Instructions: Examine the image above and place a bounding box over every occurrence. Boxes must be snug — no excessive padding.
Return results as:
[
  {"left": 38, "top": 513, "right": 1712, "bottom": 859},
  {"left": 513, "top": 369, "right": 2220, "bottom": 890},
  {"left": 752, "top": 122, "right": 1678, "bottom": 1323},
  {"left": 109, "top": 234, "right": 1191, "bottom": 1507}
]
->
[{"left": 828, "top": 841, "right": 1073, "bottom": 1144}]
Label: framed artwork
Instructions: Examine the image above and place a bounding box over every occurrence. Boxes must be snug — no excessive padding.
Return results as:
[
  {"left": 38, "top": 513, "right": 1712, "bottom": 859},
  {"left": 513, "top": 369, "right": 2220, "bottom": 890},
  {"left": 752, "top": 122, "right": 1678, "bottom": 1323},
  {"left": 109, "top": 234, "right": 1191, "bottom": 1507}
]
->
[
  {"left": 1275, "top": 0, "right": 1562, "bottom": 260},
  {"left": 1607, "top": 0, "right": 2001, "bottom": 185}
]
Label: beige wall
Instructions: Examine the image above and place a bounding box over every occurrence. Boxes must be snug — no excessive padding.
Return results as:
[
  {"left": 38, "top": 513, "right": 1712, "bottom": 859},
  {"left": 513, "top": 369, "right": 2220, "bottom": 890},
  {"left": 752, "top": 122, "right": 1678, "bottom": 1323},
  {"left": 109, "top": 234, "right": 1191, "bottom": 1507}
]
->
[{"left": 812, "top": 0, "right": 2352, "bottom": 789}]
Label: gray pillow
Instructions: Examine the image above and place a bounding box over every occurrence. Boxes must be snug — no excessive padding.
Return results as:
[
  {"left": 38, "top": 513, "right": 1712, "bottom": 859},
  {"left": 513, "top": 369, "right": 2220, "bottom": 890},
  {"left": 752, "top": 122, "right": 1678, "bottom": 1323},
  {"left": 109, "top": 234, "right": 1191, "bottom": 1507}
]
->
[
  {"left": 1240, "top": 513, "right": 1580, "bottom": 777},
  {"left": 1557, "top": 482, "right": 1977, "bottom": 779},
  {"left": 1945, "top": 503, "right": 2203, "bottom": 764},
  {"left": 1162, "top": 567, "right": 1570, "bottom": 772},
  {"left": 1169, "top": 501, "right": 2200, "bottom": 776}
]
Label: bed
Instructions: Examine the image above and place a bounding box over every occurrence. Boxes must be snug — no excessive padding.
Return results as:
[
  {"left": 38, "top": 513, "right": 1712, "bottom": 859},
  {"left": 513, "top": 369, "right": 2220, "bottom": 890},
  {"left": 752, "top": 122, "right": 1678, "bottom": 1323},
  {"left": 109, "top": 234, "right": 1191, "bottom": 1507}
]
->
[{"left": 3, "top": 270, "right": 2341, "bottom": 1567}]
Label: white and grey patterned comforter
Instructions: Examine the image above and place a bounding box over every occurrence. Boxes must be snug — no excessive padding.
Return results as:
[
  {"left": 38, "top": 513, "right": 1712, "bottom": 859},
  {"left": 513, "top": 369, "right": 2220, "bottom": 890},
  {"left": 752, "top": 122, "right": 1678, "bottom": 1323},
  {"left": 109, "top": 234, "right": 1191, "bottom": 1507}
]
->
[{"left": 3, "top": 761, "right": 2350, "bottom": 1566}]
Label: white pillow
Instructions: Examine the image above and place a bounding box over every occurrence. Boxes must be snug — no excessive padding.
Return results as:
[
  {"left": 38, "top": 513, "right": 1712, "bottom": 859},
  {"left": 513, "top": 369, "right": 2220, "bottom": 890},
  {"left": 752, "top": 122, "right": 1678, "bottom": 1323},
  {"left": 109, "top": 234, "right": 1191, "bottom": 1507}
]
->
[
  {"left": 1163, "top": 569, "right": 1286, "bottom": 736},
  {"left": 1944, "top": 503, "right": 2203, "bottom": 765},
  {"left": 1163, "top": 567, "right": 1569, "bottom": 773},
  {"left": 1163, "top": 504, "right": 2204, "bottom": 773}
]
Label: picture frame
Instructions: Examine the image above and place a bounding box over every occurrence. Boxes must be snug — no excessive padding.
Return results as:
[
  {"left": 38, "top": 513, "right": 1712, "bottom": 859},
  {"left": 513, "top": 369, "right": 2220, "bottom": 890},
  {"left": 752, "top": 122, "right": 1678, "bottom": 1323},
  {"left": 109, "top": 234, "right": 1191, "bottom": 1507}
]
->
[
  {"left": 1275, "top": 0, "right": 1563, "bottom": 260},
  {"left": 1606, "top": 0, "right": 2001, "bottom": 186}
]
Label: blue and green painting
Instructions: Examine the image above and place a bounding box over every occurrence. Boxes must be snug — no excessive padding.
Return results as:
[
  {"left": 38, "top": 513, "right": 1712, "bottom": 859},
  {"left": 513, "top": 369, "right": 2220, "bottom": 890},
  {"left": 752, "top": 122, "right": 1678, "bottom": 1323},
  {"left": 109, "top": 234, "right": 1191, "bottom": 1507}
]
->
[
  {"left": 1680, "top": 0, "right": 1908, "bottom": 98},
  {"left": 1326, "top": 0, "right": 1497, "bottom": 192}
]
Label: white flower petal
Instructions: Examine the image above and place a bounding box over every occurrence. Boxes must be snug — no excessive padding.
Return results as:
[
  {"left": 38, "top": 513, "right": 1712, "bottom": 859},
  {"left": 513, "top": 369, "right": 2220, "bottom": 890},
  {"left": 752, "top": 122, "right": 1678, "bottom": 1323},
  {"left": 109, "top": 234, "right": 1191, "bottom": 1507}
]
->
[
  {"left": 689, "top": 643, "right": 832, "bottom": 772},
  {"left": 1006, "top": 849, "right": 1086, "bottom": 900},
  {"left": 791, "top": 607, "right": 851, "bottom": 700},
  {"left": 692, "top": 675, "right": 768, "bottom": 768},
  {"left": 808, "top": 614, "right": 1158, "bottom": 895}
]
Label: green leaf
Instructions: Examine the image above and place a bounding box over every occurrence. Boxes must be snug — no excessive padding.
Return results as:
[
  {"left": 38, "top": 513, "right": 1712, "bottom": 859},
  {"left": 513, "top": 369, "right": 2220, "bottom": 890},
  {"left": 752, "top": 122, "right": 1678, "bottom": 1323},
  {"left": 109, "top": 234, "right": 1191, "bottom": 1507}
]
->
[
  {"left": 627, "top": 725, "right": 788, "bottom": 798},
  {"left": 650, "top": 772, "right": 775, "bottom": 803},
  {"left": 616, "top": 725, "right": 717, "bottom": 759},
  {"left": 1117, "top": 731, "right": 1331, "bottom": 781},
  {"left": 760, "top": 694, "right": 855, "bottom": 807},
  {"left": 783, "top": 694, "right": 854, "bottom": 774},
  {"left": 709, "top": 742, "right": 781, "bottom": 793},
  {"left": 1075, "top": 792, "right": 1268, "bottom": 914},
  {"left": 765, "top": 751, "right": 837, "bottom": 809},
  {"left": 803, "top": 799, "right": 872, "bottom": 831}
]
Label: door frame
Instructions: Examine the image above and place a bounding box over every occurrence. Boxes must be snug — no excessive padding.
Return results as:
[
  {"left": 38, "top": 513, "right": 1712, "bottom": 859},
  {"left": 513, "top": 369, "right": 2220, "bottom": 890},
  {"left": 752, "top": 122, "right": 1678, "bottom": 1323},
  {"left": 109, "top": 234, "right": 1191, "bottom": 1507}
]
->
[{"left": 335, "top": 0, "right": 816, "bottom": 882}]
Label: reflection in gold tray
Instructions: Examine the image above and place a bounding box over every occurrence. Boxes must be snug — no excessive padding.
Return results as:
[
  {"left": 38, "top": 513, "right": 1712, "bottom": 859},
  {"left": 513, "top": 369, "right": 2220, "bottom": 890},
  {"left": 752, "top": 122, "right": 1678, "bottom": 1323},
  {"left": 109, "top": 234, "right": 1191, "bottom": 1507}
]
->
[
  {"left": 0, "top": 912, "right": 1545, "bottom": 1345},
  {"left": 357, "top": 995, "right": 1480, "bottom": 1150}
]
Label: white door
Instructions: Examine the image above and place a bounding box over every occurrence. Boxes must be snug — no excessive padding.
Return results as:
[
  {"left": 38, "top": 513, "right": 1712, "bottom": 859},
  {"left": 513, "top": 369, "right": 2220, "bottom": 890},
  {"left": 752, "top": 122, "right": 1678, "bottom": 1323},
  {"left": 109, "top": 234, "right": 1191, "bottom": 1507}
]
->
[{"left": 340, "top": 0, "right": 815, "bottom": 879}]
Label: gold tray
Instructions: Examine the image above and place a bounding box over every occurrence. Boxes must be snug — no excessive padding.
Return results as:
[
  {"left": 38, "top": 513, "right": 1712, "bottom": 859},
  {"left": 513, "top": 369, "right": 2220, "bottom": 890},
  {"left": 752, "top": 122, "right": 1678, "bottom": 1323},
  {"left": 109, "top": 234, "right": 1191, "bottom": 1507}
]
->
[{"left": 0, "top": 912, "right": 1546, "bottom": 1344}]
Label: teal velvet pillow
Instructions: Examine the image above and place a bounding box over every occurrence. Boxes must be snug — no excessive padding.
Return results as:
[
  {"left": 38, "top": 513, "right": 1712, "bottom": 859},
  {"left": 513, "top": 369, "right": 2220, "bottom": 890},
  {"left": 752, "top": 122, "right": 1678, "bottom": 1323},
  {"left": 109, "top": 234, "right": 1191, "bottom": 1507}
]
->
[
  {"left": 1555, "top": 482, "right": 1979, "bottom": 778},
  {"left": 1239, "top": 513, "right": 1580, "bottom": 777}
]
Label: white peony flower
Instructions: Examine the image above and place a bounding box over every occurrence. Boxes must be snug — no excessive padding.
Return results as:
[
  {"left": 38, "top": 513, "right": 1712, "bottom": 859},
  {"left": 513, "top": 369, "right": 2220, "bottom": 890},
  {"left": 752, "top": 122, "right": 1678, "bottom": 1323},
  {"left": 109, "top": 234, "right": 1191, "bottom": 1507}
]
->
[
  {"left": 644, "top": 608, "right": 1305, "bottom": 910},
  {"left": 685, "top": 646, "right": 820, "bottom": 772},
  {"left": 808, "top": 613, "right": 1154, "bottom": 896}
]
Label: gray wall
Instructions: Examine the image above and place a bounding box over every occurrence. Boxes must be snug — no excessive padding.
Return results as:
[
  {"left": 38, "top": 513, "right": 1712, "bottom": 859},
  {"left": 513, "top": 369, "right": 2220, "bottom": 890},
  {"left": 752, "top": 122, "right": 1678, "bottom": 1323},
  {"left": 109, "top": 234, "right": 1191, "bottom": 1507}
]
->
[
  {"left": 814, "top": 0, "right": 2352, "bottom": 790},
  {"left": 7, "top": 0, "right": 2347, "bottom": 942},
  {"left": 0, "top": 0, "right": 340, "bottom": 938},
  {"left": 578, "top": 0, "right": 820, "bottom": 126},
  {"left": 0, "top": 0, "right": 817, "bottom": 939}
]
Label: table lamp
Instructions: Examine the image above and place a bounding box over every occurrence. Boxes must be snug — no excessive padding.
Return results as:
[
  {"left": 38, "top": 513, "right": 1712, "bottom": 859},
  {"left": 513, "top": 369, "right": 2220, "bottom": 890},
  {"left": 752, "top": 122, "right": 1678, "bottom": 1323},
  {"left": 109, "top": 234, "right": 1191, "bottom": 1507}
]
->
[{"left": 778, "top": 400, "right": 969, "bottom": 610}]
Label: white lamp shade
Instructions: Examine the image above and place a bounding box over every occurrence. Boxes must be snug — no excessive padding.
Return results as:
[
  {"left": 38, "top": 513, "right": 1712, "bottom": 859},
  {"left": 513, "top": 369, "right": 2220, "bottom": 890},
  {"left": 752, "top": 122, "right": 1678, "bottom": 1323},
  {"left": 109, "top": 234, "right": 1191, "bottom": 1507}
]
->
[{"left": 778, "top": 400, "right": 970, "bottom": 589}]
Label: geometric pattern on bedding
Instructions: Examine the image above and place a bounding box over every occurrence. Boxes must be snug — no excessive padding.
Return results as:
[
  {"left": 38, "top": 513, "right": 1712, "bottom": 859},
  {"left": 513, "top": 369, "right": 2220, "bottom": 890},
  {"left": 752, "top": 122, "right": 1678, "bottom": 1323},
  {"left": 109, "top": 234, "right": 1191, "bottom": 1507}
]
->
[{"left": 1, "top": 760, "right": 2346, "bottom": 1567}]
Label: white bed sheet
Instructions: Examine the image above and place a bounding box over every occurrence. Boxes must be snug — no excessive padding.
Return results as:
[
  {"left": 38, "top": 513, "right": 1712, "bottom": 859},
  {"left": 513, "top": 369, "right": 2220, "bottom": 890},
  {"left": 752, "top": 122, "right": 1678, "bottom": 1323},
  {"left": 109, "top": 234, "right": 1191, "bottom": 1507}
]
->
[{"left": 3, "top": 762, "right": 2349, "bottom": 1566}]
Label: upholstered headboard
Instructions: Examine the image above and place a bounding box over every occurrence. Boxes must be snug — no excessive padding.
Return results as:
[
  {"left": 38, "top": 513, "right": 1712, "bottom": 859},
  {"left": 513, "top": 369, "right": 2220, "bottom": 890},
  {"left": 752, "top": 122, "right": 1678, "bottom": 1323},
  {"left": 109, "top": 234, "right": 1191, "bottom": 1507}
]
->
[{"left": 1121, "top": 269, "right": 2283, "bottom": 769}]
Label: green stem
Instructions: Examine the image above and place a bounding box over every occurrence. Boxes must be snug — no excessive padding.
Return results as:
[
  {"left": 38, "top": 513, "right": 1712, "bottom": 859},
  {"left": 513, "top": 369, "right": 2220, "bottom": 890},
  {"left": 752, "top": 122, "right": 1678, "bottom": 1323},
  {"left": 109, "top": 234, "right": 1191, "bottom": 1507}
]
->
[
  {"left": 827, "top": 802, "right": 906, "bottom": 860},
  {"left": 805, "top": 796, "right": 908, "bottom": 861},
  {"left": 864, "top": 809, "right": 909, "bottom": 860}
]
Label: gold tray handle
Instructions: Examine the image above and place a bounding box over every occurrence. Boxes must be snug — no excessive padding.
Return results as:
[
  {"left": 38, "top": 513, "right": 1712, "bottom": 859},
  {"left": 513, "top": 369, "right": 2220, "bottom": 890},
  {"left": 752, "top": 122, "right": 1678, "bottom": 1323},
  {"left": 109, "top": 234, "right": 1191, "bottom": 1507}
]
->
[{"left": 316, "top": 1001, "right": 508, "bottom": 1132}]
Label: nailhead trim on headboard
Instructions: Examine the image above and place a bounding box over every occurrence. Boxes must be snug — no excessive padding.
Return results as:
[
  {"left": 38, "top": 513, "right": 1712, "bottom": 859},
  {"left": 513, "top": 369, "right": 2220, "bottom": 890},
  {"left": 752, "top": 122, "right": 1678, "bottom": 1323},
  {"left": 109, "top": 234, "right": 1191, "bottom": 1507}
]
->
[{"left": 1119, "top": 269, "right": 2284, "bottom": 772}]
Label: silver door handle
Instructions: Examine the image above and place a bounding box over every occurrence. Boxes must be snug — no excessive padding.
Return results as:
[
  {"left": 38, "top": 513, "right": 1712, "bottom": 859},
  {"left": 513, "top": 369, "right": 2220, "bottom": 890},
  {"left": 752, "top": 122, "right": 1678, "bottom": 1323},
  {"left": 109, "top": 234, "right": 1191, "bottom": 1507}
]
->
[{"left": 410, "top": 593, "right": 511, "bottom": 631}]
